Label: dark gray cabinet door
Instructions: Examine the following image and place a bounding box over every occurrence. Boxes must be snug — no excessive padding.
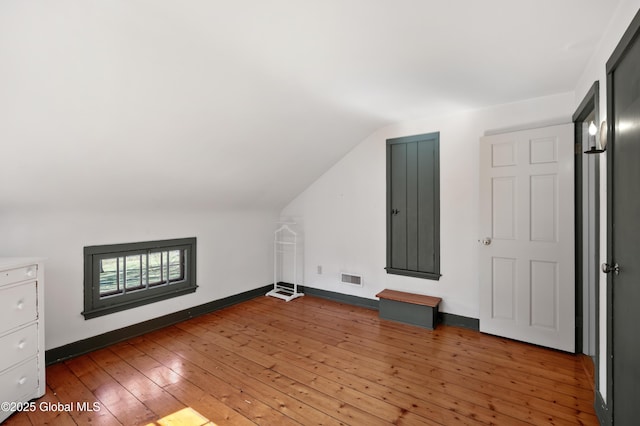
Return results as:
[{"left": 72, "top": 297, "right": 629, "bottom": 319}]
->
[
  {"left": 417, "top": 140, "right": 437, "bottom": 273},
  {"left": 386, "top": 132, "right": 440, "bottom": 280},
  {"left": 390, "top": 142, "right": 408, "bottom": 269}
]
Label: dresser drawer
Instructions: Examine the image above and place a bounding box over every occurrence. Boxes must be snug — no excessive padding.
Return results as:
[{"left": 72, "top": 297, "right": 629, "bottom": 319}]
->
[
  {"left": 0, "top": 282, "right": 37, "bottom": 331},
  {"left": 0, "top": 357, "right": 39, "bottom": 407},
  {"left": 0, "top": 324, "right": 38, "bottom": 373},
  {"left": 0, "top": 265, "right": 37, "bottom": 287}
]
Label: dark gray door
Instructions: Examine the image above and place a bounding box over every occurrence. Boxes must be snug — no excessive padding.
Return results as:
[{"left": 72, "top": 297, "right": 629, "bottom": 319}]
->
[
  {"left": 607, "top": 11, "right": 640, "bottom": 424},
  {"left": 386, "top": 132, "right": 440, "bottom": 280}
]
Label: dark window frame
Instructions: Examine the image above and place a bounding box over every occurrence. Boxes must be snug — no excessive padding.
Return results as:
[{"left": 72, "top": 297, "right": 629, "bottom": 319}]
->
[
  {"left": 83, "top": 237, "right": 197, "bottom": 319},
  {"left": 385, "top": 132, "right": 441, "bottom": 280}
]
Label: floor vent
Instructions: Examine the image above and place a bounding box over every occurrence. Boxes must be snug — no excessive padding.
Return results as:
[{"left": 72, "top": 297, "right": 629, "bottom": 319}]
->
[{"left": 341, "top": 273, "right": 362, "bottom": 287}]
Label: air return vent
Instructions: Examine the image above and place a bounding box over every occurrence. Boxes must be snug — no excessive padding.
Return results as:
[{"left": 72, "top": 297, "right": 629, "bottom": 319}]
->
[{"left": 341, "top": 273, "right": 362, "bottom": 287}]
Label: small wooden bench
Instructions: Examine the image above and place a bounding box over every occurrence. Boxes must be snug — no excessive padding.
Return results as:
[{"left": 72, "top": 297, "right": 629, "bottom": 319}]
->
[{"left": 376, "top": 289, "right": 442, "bottom": 330}]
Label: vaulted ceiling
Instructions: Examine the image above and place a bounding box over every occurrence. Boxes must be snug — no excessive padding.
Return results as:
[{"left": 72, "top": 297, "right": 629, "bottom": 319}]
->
[{"left": 0, "top": 0, "right": 619, "bottom": 210}]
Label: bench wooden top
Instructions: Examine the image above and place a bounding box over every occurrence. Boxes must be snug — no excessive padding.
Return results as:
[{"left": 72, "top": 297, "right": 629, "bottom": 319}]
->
[{"left": 376, "top": 289, "right": 442, "bottom": 307}]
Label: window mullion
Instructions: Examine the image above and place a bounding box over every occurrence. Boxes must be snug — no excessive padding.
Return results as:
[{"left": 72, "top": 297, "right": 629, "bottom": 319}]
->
[
  {"left": 122, "top": 256, "right": 127, "bottom": 294},
  {"left": 116, "top": 257, "right": 120, "bottom": 293},
  {"left": 145, "top": 251, "right": 149, "bottom": 289},
  {"left": 166, "top": 251, "right": 170, "bottom": 283}
]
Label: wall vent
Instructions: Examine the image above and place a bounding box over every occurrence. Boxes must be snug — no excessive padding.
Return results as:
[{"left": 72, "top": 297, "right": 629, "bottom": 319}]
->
[{"left": 341, "top": 273, "right": 363, "bottom": 287}]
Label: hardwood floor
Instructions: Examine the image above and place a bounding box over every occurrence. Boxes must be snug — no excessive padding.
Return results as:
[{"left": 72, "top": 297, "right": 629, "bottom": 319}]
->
[{"left": 5, "top": 295, "right": 598, "bottom": 425}]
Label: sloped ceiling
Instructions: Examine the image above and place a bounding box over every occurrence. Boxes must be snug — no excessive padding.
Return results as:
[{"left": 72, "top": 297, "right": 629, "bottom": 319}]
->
[{"left": 0, "top": 0, "right": 618, "bottom": 210}]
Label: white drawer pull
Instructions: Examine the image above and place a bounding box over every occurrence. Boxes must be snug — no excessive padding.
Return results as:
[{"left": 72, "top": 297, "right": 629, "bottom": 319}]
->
[
  {"left": 16, "top": 300, "right": 25, "bottom": 310},
  {"left": 18, "top": 377, "right": 27, "bottom": 385},
  {"left": 26, "top": 268, "right": 36, "bottom": 278},
  {"left": 17, "top": 339, "right": 26, "bottom": 350}
]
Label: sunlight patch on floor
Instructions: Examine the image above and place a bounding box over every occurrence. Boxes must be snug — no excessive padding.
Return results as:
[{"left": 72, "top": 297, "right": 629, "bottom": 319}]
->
[{"left": 145, "top": 407, "right": 217, "bottom": 426}]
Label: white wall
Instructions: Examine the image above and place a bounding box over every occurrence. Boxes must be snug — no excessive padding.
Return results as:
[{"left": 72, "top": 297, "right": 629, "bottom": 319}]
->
[
  {"left": 281, "top": 92, "right": 574, "bottom": 319},
  {"left": 573, "top": 0, "right": 640, "bottom": 404},
  {"left": 0, "top": 207, "right": 277, "bottom": 350}
]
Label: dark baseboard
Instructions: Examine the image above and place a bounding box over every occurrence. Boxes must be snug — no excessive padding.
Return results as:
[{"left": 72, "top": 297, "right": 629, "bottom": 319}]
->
[
  {"left": 439, "top": 312, "right": 480, "bottom": 331},
  {"left": 300, "top": 286, "right": 480, "bottom": 331},
  {"left": 45, "top": 284, "right": 272, "bottom": 366},
  {"left": 300, "top": 286, "right": 379, "bottom": 310},
  {"left": 595, "top": 390, "right": 610, "bottom": 426},
  {"left": 47, "top": 284, "right": 481, "bottom": 365}
]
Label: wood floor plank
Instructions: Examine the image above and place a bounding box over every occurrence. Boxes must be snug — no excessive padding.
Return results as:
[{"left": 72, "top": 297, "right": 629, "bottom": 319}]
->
[
  {"left": 65, "top": 355, "right": 157, "bottom": 425},
  {"left": 5, "top": 295, "right": 599, "bottom": 425},
  {"left": 205, "top": 302, "right": 568, "bottom": 424},
  {"left": 88, "top": 347, "right": 187, "bottom": 421},
  {"left": 221, "top": 302, "right": 589, "bottom": 421},
  {"left": 132, "top": 335, "right": 289, "bottom": 426},
  {"left": 2, "top": 413, "right": 33, "bottom": 426},
  {"left": 174, "top": 320, "right": 437, "bottom": 425},
  {"left": 247, "top": 298, "right": 595, "bottom": 404},
  {"left": 196, "top": 308, "right": 515, "bottom": 425},
  {"left": 162, "top": 379, "right": 256, "bottom": 426},
  {"left": 122, "top": 337, "right": 337, "bottom": 425},
  {"left": 45, "top": 362, "right": 122, "bottom": 425},
  {"left": 25, "top": 386, "right": 77, "bottom": 426},
  {"left": 246, "top": 298, "right": 593, "bottom": 421},
  {"left": 110, "top": 341, "right": 184, "bottom": 389},
  {"left": 196, "top": 317, "right": 511, "bottom": 426},
  {"left": 2, "top": 385, "right": 78, "bottom": 426},
  {"left": 252, "top": 297, "right": 592, "bottom": 387},
  {"left": 290, "top": 297, "right": 555, "bottom": 370},
  {"left": 154, "top": 326, "right": 392, "bottom": 426}
]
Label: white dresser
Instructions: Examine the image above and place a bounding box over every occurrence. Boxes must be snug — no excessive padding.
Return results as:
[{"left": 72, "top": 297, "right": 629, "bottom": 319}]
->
[{"left": 0, "top": 258, "right": 45, "bottom": 423}]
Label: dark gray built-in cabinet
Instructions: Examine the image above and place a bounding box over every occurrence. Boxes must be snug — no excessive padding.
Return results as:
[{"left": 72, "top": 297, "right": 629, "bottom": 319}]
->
[{"left": 386, "top": 132, "right": 440, "bottom": 280}]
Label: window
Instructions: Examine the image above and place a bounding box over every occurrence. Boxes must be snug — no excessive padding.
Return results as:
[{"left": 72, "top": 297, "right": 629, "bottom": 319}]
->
[
  {"left": 386, "top": 132, "right": 440, "bottom": 280},
  {"left": 83, "top": 238, "right": 197, "bottom": 319}
]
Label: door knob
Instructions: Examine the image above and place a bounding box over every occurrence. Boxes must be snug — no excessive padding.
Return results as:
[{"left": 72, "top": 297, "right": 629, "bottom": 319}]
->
[
  {"left": 602, "top": 262, "right": 620, "bottom": 275},
  {"left": 480, "top": 237, "right": 492, "bottom": 246}
]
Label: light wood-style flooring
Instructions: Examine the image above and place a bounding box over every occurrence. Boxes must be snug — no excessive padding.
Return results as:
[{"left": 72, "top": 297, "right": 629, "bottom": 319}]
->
[{"left": 5, "top": 295, "right": 598, "bottom": 425}]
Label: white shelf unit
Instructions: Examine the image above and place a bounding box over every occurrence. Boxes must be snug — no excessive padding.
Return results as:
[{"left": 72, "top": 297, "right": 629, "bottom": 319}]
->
[{"left": 267, "top": 224, "right": 304, "bottom": 302}]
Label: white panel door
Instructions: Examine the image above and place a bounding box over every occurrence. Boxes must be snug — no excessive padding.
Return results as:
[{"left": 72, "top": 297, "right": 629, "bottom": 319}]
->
[{"left": 479, "top": 124, "right": 574, "bottom": 352}]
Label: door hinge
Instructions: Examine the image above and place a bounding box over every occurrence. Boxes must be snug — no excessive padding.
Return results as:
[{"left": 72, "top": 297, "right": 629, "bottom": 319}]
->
[{"left": 575, "top": 143, "right": 581, "bottom": 155}]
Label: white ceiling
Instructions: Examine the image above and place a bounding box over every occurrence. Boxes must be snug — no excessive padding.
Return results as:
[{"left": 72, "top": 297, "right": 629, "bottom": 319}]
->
[{"left": 0, "top": 0, "right": 619, "bottom": 210}]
